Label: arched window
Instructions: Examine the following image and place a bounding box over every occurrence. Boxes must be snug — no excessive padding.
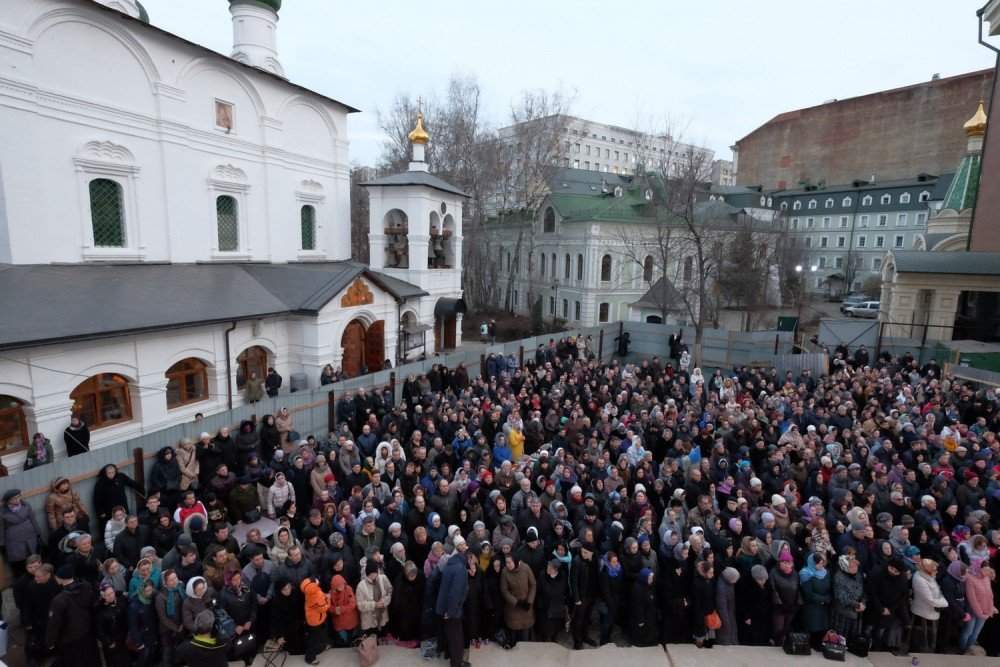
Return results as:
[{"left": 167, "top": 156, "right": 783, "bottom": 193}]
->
[
  {"left": 780, "top": 202, "right": 788, "bottom": 211},
  {"left": 550, "top": 253, "right": 556, "bottom": 278},
  {"left": 300, "top": 205, "right": 316, "bottom": 251},
  {"left": 808, "top": 199, "right": 817, "bottom": 209},
  {"left": 237, "top": 346, "right": 268, "bottom": 390},
  {"left": 899, "top": 192, "right": 911, "bottom": 204},
  {"left": 643, "top": 255, "right": 654, "bottom": 282},
  {"left": 600, "top": 254, "right": 612, "bottom": 282},
  {"left": 862, "top": 195, "right": 873, "bottom": 206},
  {"left": 384, "top": 209, "right": 409, "bottom": 268},
  {"left": 683, "top": 256, "right": 694, "bottom": 282},
  {"left": 506, "top": 252, "right": 511, "bottom": 272},
  {"left": 165, "top": 359, "right": 209, "bottom": 409},
  {"left": 564, "top": 254, "right": 571, "bottom": 280},
  {"left": 598, "top": 303, "right": 610, "bottom": 322},
  {"left": 825, "top": 198, "right": 834, "bottom": 209},
  {"left": 89, "top": 178, "right": 126, "bottom": 247},
  {"left": 919, "top": 191, "right": 931, "bottom": 202},
  {"left": 540, "top": 253, "right": 547, "bottom": 276},
  {"left": 576, "top": 254, "right": 584, "bottom": 281},
  {"left": 543, "top": 207, "right": 556, "bottom": 233},
  {"left": 881, "top": 194, "right": 892, "bottom": 205},
  {"left": 793, "top": 201, "right": 802, "bottom": 210},
  {"left": 70, "top": 374, "right": 133, "bottom": 430},
  {"left": 0, "top": 396, "right": 28, "bottom": 455},
  {"left": 216, "top": 195, "right": 239, "bottom": 251},
  {"left": 842, "top": 196, "right": 852, "bottom": 207}
]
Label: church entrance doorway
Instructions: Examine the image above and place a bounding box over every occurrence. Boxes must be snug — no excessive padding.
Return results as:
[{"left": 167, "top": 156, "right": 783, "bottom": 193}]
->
[{"left": 341, "top": 319, "right": 386, "bottom": 378}]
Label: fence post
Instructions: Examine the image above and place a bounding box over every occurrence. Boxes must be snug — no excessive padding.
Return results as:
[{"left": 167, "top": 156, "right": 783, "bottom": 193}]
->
[
  {"left": 774, "top": 334, "right": 779, "bottom": 355},
  {"left": 132, "top": 447, "right": 145, "bottom": 491},
  {"left": 598, "top": 329, "right": 604, "bottom": 359},
  {"left": 327, "top": 388, "right": 336, "bottom": 433}
]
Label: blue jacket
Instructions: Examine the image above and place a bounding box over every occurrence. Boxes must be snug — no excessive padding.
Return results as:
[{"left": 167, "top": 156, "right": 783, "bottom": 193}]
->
[{"left": 435, "top": 554, "right": 469, "bottom": 619}]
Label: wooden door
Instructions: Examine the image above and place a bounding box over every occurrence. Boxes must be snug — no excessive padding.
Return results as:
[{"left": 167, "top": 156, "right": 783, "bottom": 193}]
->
[
  {"left": 443, "top": 316, "right": 457, "bottom": 349},
  {"left": 341, "top": 321, "right": 366, "bottom": 378},
  {"left": 365, "top": 321, "right": 385, "bottom": 373},
  {"left": 434, "top": 316, "right": 443, "bottom": 353}
]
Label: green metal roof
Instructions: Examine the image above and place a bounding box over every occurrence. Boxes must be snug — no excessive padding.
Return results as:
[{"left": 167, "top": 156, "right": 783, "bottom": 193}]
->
[{"left": 941, "top": 152, "right": 981, "bottom": 212}]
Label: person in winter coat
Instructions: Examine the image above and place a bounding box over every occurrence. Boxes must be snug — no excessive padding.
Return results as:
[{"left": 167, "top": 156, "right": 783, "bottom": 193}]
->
[
  {"left": 829, "top": 552, "right": 866, "bottom": 640},
  {"left": 259, "top": 415, "right": 282, "bottom": 466},
  {"left": 63, "top": 416, "right": 90, "bottom": 457},
  {"left": 268, "top": 472, "right": 296, "bottom": 519},
  {"left": 268, "top": 577, "right": 305, "bottom": 654},
  {"left": 910, "top": 558, "right": 948, "bottom": 653},
  {"left": 630, "top": 567, "right": 659, "bottom": 647},
  {"left": 329, "top": 573, "right": 359, "bottom": 645},
  {"left": 96, "top": 582, "right": 131, "bottom": 667},
  {"left": 235, "top": 420, "right": 259, "bottom": 474},
  {"left": 738, "top": 564, "right": 772, "bottom": 646},
  {"left": 356, "top": 559, "right": 393, "bottom": 633},
  {"left": 148, "top": 446, "right": 181, "bottom": 510},
  {"left": 692, "top": 560, "right": 718, "bottom": 648},
  {"left": 537, "top": 558, "right": 568, "bottom": 643},
  {"left": 437, "top": 538, "right": 470, "bottom": 667},
  {"left": 867, "top": 558, "right": 910, "bottom": 652},
  {"left": 570, "top": 540, "right": 599, "bottom": 648},
  {"left": 155, "top": 570, "right": 186, "bottom": 667},
  {"left": 46, "top": 566, "right": 101, "bottom": 667},
  {"left": 24, "top": 433, "right": 54, "bottom": 470},
  {"left": 127, "top": 579, "right": 160, "bottom": 667},
  {"left": 93, "top": 464, "right": 143, "bottom": 526},
  {"left": 245, "top": 372, "right": 265, "bottom": 404},
  {"left": 799, "top": 553, "right": 834, "bottom": 646},
  {"left": 181, "top": 576, "right": 216, "bottom": 634},
  {"left": 302, "top": 576, "right": 330, "bottom": 665},
  {"left": 939, "top": 561, "right": 969, "bottom": 653},
  {"left": 176, "top": 437, "right": 199, "bottom": 491},
  {"left": 769, "top": 551, "right": 799, "bottom": 646},
  {"left": 174, "top": 610, "right": 229, "bottom": 667},
  {"left": 961, "top": 559, "right": 997, "bottom": 652},
  {"left": 598, "top": 550, "right": 626, "bottom": 645},
  {"left": 716, "top": 567, "right": 740, "bottom": 645},
  {"left": 45, "top": 476, "right": 89, "bottom": 531},
  {"left": 500, "top": 553, "right": 537, "bottom": 644},
  {"left": 0, "top": 489, "right": 41, "bottom": 576}
]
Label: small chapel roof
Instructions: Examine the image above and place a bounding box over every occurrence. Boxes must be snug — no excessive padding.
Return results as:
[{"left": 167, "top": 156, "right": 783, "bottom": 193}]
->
[
  {"left": 891, "top": 250, "right": 1000, "bottom": 276},
  {"left": 362, "top": 170, "right": 468, "bottom": 197}
]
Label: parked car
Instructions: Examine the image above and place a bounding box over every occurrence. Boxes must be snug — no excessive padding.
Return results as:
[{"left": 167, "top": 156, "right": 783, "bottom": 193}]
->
[
  {"left": 845, "top": 301, "right": 880, "bottom": 318},
  {"left": 839, "top": 294, "right": 869, "bottom": 314}
]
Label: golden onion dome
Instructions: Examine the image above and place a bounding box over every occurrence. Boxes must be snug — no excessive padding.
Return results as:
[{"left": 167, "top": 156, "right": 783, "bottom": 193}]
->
[
  {"left": 408, "top": 112, "right": 430, "bottom": 145},
  {"left": 964, "top": 100, "right": 987, "bottom": 138}
]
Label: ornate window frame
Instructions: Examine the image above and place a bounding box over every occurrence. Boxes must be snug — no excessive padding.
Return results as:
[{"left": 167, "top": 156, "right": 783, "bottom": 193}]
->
[
  {"left": 74, "top": 141, "right": 144, "bottom": 261},
  {"left": 208, "top": 164, "right": 251, "bottom": 260},
  {"left": 296, "top": 179, "right": 326, "bottom": 260}
]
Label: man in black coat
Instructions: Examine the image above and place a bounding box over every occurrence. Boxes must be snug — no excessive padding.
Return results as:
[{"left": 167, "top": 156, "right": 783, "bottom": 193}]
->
[
  {"left": 570, "top": 541, "right": 600, "bottom": 649},
  {"left": 22, "top": 562, "right": 60, "bottom": 662},
  {"left": 265, "top": 367, "right": 282, "bottom": 398},
  {"left": 175, "top": 610, "right": 229, "bottom": 667},
  {"left": 46, "top": 565, "right": 100, "bottom": 667},
  {"left": 63, "top": 416, "right": 90, "bottom": 457},
  {"left": 435, "top": 538, "right": 469, "bottom": 667},
  {"left": 112, "top": 514, "right": 148, "bottom": 569}
]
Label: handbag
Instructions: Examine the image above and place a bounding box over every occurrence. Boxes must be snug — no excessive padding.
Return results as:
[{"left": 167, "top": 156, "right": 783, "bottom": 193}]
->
[
  {"left": 356, "top": 632, "right": 379, "bottom": 667},
  {"left": 704, "top": 610, "right": 722, "bottom": 630},
  {"left": 847, "top": 635, "right": 870, "bottom": 658},
  {"left": 783, "top": 632, "right": 811, "bottom": 655}
]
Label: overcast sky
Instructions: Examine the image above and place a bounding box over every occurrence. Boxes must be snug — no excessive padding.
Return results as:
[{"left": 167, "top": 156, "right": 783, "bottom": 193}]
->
[{"left": 144, "top": 0, "right": 996, "bottom": 167}]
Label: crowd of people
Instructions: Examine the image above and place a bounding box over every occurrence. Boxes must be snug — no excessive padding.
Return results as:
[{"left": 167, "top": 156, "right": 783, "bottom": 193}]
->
[{"left": 2, "top": 334, "right": 1000, "bottom": 667}]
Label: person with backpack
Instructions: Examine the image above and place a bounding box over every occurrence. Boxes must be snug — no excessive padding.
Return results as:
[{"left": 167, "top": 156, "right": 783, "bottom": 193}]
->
[{"left": 301, "top": 576, "right": 330, "bottom": 665}]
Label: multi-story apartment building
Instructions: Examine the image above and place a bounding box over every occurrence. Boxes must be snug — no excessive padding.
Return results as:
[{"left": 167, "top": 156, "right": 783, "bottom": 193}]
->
[
  {"left": 499, "top": 115, "right": 717, "bottom": 179},
  {"left": 711, "top": 159, "right": 736, "bottom": 186},
  {"left": 773, "top": 175, "right": 944, "bottom": 295}
]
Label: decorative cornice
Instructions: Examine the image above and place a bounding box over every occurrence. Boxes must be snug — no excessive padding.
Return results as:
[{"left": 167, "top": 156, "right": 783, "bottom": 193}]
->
[
  {"left": 78, "top": 140, "right": 136, "bottom": 164},
  {"left": 0, "top": 28, "right": 33, "bottom": 55},
  {"left": 211, "top": 163, "right": 248, "bottom": 183}
]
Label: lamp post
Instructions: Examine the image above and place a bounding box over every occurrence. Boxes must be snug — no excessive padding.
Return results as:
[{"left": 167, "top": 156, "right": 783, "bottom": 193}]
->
[{"left": 795, "top": 264, "right": 817, "bottom": 346}]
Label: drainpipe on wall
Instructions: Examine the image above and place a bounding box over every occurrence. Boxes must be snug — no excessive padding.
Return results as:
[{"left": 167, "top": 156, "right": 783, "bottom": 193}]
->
[{"left": 225, "top": 321, "right": 237, "bottom": 410}]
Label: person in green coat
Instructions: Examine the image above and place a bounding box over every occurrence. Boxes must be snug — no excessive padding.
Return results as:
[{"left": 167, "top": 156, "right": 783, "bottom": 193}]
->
[
  {"left": 24, "top": 433, "right": 54, "bottom": 470},
  {"left": 799, "top": 553, "right": 834, "bottom": 646}
]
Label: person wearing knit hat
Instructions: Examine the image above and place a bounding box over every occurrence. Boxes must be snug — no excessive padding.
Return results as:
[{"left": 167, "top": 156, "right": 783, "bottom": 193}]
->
[
  {"left": 751, "top": 564, "right": 769, "bottom": 583},
  {"left": 771, "top": 494, "right": 786, "bottom": 506}
]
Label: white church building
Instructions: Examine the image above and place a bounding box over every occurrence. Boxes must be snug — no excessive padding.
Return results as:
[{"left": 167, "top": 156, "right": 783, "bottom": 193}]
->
[{"left": 0, "top": 0, "right": 464, "bottom": 467}]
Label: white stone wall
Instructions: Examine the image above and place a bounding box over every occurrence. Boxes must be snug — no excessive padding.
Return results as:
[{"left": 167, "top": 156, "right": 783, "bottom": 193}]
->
[{"left": 0, "top": 0, "right": 351, "bottom": 264}]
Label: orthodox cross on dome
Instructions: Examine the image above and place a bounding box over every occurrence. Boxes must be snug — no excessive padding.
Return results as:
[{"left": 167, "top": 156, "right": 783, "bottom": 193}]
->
[{"left": 408, "top": 101, "right": 430, "bottom": 172}]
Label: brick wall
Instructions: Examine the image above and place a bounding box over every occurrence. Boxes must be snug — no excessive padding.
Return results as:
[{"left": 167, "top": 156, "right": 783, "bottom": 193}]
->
[{"left": 735, "top": 70, "right": 994, "bottom": 190}]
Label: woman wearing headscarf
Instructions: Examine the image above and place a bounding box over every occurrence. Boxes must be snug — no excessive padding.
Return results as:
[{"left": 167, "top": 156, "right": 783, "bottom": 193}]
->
[
  {"left": 867, "top": 558, "right": 910, "bottom": 652},
  {"left": 23, "top": 433, "right": 54, "bottom": 470},
  {"left": 768, "top": 551, "right": 799, "bottom": 646},
  {"left": 799, "top": 552, "right": 833, "bottom": 646},
  {"left": 629, "top": 567, "right": 659, "bottom": 647},
  {"left": 715, "top": 567, "right": 740, "bottom": 645},
  {"left": 962, "top": 559, "right": 998, "bottom": 653},
  {"left": 691, "top": 560, "right": 717, "bottom": 648},
  {"left": 828, "top": 551, "right": 866, "bottom": 641},
  {"left": 909, "top": 558, "right": 947, "bottom": 652},
  {"left": 269, "top": 578, "right": 305, "bottom": 655},
  {"left": 738, "top": 564, "right": 772, "bottom": 646},
  {"left": 499, "top": 553, "right": 536, "bottom": 647},
  {"left": 661, "top": 541, "right": 692, "bottom": 642},
  {"left": 127, "top": 579, "right": 159, "bottom": 667},
  {"left": 939, "top": 561, "right": 969, "bottom": 653}
]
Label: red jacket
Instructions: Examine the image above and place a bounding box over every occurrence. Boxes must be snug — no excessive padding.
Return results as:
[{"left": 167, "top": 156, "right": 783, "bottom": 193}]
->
[{"left": 329, "top": 575, "right": 359, "bottom": 631}]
